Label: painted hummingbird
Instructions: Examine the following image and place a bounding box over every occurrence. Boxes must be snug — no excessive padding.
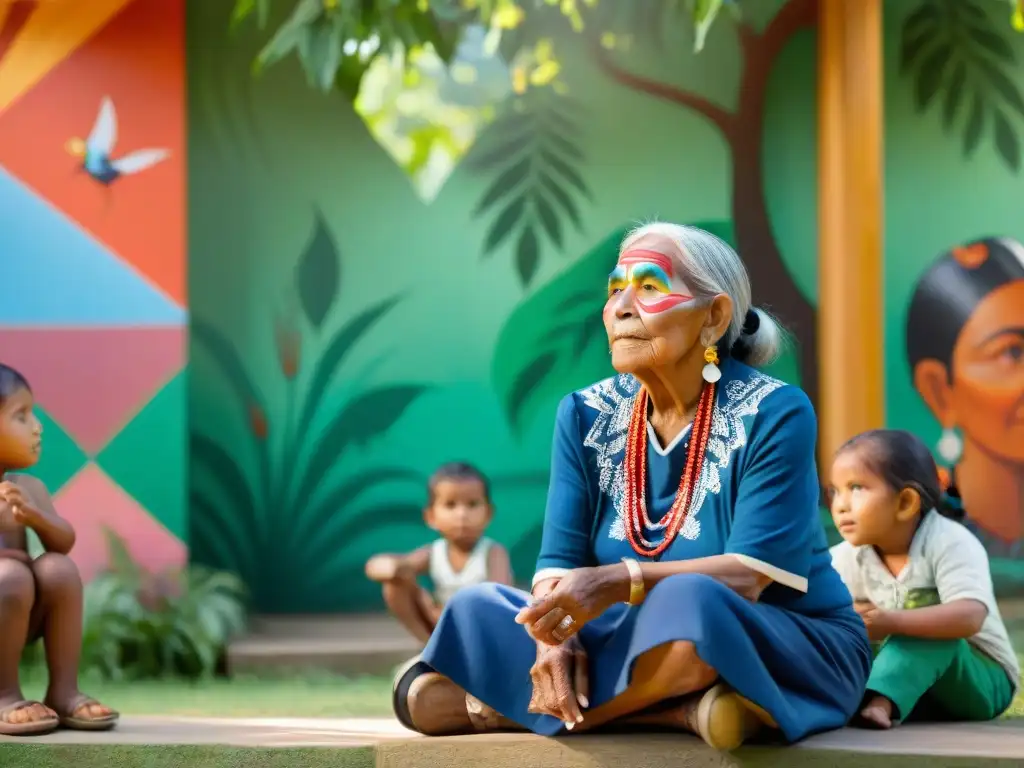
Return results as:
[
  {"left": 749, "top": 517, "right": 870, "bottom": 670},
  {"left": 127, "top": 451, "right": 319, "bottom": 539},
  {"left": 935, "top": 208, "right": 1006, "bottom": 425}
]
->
[{"left": 65, "top": 96, "right": 169, "bottom": 185}]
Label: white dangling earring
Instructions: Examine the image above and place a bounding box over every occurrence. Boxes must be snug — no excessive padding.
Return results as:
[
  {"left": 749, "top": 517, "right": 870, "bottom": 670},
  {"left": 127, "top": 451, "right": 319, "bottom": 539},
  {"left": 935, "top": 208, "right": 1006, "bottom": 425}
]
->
[
  {"left": 702, "top": 345, "right": 721, "bottom": 383},
  {"left": 936, "top": 427, "right": 963, "bottom": 465}
]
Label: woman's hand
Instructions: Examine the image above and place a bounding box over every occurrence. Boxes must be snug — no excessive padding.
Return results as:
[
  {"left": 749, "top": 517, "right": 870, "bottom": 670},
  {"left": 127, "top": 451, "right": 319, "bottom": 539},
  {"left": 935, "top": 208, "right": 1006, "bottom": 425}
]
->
[
  {"left": 527, "top": 636, "right": 589, "bottom": 728},
  {"left": 515, "top": 564, "right": 628, "bottom": 645}
]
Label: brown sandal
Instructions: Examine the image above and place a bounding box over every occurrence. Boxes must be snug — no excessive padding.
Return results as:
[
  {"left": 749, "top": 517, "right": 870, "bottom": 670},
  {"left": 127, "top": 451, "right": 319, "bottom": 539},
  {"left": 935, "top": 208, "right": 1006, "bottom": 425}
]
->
[
  {"left": 0, "top": 700, "right": 59, "bottom": 736},
  {"left": 52, "top": 694, "right": 119, "bottom": 731}
]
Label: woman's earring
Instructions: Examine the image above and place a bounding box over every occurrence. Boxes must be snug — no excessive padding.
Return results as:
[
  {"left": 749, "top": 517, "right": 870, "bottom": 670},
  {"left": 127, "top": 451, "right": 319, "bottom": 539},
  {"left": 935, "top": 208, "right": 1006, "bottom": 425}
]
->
[
  {"left": 936, "top": 427, "right": 963, "bottom": 465},
  {"left": 702, "top": 345, "right": 721, "bottom": 383}
]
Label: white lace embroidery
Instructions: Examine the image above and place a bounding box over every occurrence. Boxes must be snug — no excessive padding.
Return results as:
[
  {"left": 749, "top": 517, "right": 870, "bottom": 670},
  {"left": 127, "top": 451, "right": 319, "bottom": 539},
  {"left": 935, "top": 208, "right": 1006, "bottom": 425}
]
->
[{"left": 577, "top": 371, "right": 785, "bottom": 543}]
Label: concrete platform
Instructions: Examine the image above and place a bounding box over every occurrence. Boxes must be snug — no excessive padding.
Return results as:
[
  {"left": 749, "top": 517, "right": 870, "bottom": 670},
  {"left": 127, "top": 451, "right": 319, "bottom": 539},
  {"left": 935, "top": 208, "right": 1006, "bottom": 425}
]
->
[{"left": 1, "top": 716, "right": 1022, "bottom": 767}]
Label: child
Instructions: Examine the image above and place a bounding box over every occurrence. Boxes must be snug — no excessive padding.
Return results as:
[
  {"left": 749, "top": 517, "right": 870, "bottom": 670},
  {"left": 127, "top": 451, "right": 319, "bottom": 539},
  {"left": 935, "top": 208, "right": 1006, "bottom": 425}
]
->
[
  {"left": 827, "top": 429, "right": 1018, "bottom": 729},
  {"left": 0, "top": 364, "right": 118, "bottom": 735},
  {"left": 365, "top": 462, "right": 512, "bottom": 643}
]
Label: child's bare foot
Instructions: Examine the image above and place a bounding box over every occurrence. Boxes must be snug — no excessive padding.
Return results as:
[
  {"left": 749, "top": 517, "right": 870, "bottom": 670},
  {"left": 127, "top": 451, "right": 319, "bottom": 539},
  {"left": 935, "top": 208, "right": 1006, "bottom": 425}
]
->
[
  {"left": 858, "top": 695, "right": 894, "bottom": 729},
  {"left": 0, "top": 692, "right": 58, "bottom": 735},
  {"left": 45, "top": 691, "right": 118, "bottom": 731}
]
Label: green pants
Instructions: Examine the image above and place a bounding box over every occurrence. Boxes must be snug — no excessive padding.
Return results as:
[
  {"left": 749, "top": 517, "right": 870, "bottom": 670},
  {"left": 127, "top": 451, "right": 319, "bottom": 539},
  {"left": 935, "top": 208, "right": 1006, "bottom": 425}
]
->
[{"left": 867, "top": 636, "right": 1013, "bottom": 722}]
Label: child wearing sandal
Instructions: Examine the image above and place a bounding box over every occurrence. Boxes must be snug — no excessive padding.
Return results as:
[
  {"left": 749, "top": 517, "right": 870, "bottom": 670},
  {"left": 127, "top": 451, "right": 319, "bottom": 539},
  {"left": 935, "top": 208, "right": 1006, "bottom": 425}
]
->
[
  {"left": 0, "top": 364, "right": 118, "bottom": 736},
  {"left": 828, "top": 429, "right": 1018, "bottom": 728}
]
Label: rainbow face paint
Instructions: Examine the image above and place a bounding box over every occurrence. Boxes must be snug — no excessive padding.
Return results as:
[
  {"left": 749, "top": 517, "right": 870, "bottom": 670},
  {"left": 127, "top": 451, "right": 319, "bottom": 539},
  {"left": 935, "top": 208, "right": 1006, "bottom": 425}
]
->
[{"left": 607, "top": 249, "right": 694, "bottom": 315}]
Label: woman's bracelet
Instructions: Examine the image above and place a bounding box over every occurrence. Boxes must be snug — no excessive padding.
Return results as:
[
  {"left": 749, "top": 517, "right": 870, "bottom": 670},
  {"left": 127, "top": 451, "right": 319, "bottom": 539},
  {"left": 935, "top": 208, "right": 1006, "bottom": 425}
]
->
[{"left": 621, "top": 557, "right": 646, "bottom": 606}]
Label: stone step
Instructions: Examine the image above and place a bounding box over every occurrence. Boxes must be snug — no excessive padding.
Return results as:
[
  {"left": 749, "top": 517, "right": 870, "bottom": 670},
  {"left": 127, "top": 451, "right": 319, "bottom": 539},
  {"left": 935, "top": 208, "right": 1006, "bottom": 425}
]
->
[{"left": 227, "top": 613, "right": 420, "bottom": 676}]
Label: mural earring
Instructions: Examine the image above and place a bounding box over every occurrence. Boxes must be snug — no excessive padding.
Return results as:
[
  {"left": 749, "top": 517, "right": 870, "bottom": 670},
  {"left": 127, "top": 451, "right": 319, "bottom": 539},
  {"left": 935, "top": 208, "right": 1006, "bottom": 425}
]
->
[
  {"left": 936, "top": 427, "right": 963, "bottom": 465},
  {"left": 702, "top": 345, "right": 721, "bottom": 383}
]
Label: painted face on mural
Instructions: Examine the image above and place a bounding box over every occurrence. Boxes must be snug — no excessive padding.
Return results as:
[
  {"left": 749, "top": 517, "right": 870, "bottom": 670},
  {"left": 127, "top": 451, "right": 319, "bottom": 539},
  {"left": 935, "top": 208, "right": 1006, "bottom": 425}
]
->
[
  {"left": 604, "top": 238, "right": 712, "bottom": 373},
  {"left": 0, "top": 386, "right": 42, "bottom": 471},
  {"left": 943, "top": 280, "right": 1024, "bottom": 462}
]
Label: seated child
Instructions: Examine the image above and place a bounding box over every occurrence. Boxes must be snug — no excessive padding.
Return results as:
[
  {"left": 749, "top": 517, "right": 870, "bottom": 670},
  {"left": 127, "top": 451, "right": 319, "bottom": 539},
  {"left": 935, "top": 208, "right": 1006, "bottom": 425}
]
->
[
  {"left": 0, "top": 364, "right": 118, "bottom": 736},
  {"left": 827, "top": 429, "right": 1018, "bottom": 729},
  {"left": 365, "top": 462, "right": 512, "bottom": 643}
]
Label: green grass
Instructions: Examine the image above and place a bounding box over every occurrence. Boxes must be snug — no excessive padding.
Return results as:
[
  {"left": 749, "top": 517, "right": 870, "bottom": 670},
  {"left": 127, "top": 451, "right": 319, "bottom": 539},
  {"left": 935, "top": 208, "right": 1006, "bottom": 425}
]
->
[
  {"left": 0, "top": 746, "right": 374, "bottom": 768},
  {"left": 17, "top": 667, "right": 395, "bottom": 719}
]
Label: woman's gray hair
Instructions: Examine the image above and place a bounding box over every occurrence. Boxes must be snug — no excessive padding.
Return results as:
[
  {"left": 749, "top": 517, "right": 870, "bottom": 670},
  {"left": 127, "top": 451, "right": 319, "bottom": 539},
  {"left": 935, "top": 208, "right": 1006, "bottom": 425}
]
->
[{"left": 620, "top": 221, "right": 786, "bottom": 367}]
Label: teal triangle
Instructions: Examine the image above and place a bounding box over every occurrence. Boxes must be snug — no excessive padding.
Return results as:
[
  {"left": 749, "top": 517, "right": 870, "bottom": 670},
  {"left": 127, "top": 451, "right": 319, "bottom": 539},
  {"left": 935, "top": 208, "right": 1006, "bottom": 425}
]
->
[
  {"left": 96, "top": 372, "right": 186, "bottom": 540},
  {"left": 28, "top": 407, "right": 88, "bottom": 493},
  {"left": 0, "top": 168, "right": 184, "bottom": 326}
]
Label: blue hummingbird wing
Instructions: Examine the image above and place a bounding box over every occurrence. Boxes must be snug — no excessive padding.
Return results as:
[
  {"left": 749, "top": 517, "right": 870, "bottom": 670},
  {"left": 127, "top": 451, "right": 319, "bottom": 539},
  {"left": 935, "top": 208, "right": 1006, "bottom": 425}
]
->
[
  {"left": 86, "top": 96, "right": 117, "bottom": 157},
  {"left": 110, "top": 148, "right": 170, "bottom": 175}
]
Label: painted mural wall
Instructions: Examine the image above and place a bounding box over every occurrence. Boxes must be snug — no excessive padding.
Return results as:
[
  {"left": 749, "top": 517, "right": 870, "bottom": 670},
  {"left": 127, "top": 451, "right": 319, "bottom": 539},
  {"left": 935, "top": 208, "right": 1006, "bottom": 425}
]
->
[
  {"left": 0, "top": 0, "right": 187, "bottom": 581},
  {"left": 183, "top": 0, "right": 1024, "bottom": 614}
]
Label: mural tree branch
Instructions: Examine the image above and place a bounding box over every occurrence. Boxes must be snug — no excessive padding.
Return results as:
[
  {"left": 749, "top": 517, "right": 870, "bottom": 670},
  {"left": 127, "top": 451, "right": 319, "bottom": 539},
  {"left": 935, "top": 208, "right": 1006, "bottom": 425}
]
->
[{"left": 592, "top": 0, "right": 820, "bottom": 406}]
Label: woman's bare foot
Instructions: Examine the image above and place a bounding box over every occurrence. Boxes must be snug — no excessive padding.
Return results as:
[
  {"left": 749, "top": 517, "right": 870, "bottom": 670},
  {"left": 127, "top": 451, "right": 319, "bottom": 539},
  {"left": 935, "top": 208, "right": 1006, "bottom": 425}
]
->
[{"left": 858, "top": 695, "right": 894, "bottom": 729}]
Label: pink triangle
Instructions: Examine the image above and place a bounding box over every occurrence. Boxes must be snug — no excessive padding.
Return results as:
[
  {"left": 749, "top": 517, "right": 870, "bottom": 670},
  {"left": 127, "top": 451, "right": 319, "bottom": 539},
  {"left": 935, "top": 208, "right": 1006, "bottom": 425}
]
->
[
  {"left": 0, "top": 326, "right": 184, "bottom": 454},
  {"left": 53, "top": 463, "right": 186, "bottom": 582}
]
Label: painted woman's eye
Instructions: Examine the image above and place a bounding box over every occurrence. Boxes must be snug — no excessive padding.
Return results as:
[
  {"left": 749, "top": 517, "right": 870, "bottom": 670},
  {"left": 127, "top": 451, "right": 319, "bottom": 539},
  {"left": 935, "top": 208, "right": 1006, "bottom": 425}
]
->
[{"left": 1001, "top": 342, "right": 1024, "bottom": 363}]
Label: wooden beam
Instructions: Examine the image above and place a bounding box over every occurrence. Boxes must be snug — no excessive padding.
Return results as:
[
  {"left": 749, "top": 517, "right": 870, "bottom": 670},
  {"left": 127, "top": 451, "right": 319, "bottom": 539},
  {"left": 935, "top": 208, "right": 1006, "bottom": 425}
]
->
[{"left": 817, "top": 0, "right": 885, "bottom": 470}]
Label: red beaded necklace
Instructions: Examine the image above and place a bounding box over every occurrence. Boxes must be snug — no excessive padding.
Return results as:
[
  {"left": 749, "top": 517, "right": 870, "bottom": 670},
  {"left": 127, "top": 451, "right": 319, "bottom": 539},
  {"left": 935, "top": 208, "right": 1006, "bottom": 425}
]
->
[{"left": 623, "top": 382, "right": 716, "bottom": 557}]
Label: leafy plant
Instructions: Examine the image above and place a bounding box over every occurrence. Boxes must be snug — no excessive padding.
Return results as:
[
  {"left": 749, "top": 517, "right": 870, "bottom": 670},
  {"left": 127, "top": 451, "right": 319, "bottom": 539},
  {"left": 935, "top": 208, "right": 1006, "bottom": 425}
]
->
[
  {"left": 233, "top": 0, "right": 463, "bottom": 99},
  {"left": 901, "top": 0, "right": 1024, "bottom": 171},
  {"left": 189, "top": 210, "right": 431, "bottom": 613},
  {"left": 24, "top": 530, "right": 246, "bottom": 680},
  {"left": 468, "top": 87, "right": 591, "bottom": 287}
]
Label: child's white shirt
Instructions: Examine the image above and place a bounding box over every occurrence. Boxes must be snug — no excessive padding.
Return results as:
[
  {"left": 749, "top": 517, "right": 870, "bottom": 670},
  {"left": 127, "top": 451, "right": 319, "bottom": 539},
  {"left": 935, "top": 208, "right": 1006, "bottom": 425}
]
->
[
  {"left": 429, "top": 536, "right": 494, "bottom": 605},
  {"left": 830, "top": 512, "right": 1019, "bottom": 691}
]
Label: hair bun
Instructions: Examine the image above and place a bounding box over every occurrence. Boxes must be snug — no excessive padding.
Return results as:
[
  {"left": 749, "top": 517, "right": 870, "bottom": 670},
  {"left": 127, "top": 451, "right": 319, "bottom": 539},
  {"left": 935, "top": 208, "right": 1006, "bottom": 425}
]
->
[{"left": 741, "top": 308, "right": 760, "bottom": 336}]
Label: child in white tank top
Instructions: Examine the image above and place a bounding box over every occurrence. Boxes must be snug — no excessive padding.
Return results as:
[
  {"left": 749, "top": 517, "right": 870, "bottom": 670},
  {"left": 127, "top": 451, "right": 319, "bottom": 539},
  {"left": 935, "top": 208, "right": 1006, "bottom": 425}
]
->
[{"left": 365, "top": 462, "right": 513, "bottom": 643}]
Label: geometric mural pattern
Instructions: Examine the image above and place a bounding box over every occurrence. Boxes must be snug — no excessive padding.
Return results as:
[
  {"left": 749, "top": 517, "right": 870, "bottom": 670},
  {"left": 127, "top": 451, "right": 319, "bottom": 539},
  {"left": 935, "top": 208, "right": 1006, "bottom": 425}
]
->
[{"left": 0, "top": 0, "right": 186, "bottom": 581}]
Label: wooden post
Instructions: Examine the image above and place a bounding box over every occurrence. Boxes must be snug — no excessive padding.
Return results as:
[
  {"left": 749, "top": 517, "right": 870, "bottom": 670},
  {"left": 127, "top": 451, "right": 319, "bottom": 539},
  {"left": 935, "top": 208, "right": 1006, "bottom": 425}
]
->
[{"left": 817, "top": 0, "right": 885, "bottom": 470}]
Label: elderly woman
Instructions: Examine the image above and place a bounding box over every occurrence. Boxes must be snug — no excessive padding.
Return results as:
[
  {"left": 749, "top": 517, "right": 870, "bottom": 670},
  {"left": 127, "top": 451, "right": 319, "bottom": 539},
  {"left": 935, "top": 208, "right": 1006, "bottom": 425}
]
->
[{"left": 393, "top": 223, "right": 871, "bottom": 750}]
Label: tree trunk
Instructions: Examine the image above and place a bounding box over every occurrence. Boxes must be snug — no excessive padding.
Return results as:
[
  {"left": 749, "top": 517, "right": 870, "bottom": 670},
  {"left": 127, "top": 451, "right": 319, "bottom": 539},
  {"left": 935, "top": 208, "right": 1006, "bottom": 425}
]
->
[{"left": 730, "top": 18, "right": 819, "bottom": 407}]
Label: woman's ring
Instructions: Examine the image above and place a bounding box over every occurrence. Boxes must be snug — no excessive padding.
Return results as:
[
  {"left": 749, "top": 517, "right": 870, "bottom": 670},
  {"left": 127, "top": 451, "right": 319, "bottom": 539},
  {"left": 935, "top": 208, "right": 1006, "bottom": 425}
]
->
[{"left": 555, "top": 615, "right": 575, "bottom": 636}]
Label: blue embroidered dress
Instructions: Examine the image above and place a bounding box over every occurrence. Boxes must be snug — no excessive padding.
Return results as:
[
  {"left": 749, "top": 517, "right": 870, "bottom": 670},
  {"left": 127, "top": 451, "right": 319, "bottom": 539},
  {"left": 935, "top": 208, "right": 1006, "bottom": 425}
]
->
[{"left": 411, "top": 359, "right": 871, "bottom": 742}]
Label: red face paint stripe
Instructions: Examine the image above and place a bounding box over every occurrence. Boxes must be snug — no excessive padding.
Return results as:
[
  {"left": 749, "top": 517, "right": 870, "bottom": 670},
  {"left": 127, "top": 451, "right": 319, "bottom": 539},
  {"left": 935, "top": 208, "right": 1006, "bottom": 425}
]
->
[
  {"left": 637, "top": 294, "right": 691, "bottom": 313},
  {"left": 619, "top": 249, "right": 674, "bottom": 276}
]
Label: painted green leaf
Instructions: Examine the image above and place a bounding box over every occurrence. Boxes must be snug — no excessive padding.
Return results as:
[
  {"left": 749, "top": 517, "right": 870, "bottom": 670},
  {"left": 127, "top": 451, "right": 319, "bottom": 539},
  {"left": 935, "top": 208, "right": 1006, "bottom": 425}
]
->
[
  {"left": 295, "top": 467, "right": 422, "bottom": 545},
  {"left": 292, "top": 294, "right": 402, "bottom": 449},
  {"left": 541, "top": 150, "right": 590, "bottom": 198},
  {"left": 295, "top": 212, "right": 341, "bottom": 330},
  {"left": 975, "top": 56, "right": 1024, "bottom": 119},
  {"left": 306, "top": 502, "right": 424, "bottom": 565},
  {"left": 914, "top": 44, "right": 951, "bottom": 110},
  {"left": 474, "top": 158, "right": 531, "bottom": 216},
  {"left": 483, "top": 196, "right": 527, "bottom": 254},
  {"left": 963, "top": 93, "right": 986, "bottom": 155},
  {"left": 254, "top": 0, "right": 320, "bottom": 72},
  {"left": 967, "top": 23, "right": 1016, "bottom": 62},
  {"left": 993, "top": 109, "right": 1021, "bottom": 171},
  {"left": 491, "top": 226, "right": 627, "bottom": 434},
  {"left": 468, "top": 132, "right": 533, "bottom": 172},
  {"left": 541, "top": 173, "right": 582, "bottom": 230},
  {"left": 516, "top": 225, "right": 541, "bottom": 286},
  {"left": 189, "top": 491, "right": 254, "bottom": 585},
  {"left": 190, "top": 433, "right": 263, "bottom": 541},
  {"left": 941, "top": 60, "right": 967, "bottom": 129},
  {"left": 535, "top": 195, "right": 563, "bottom": 248},
  {"left": 292, "top": 384, "right": 431, "bottom": 515},
  {"left": 900, "top": 5, "right": 940, "bottom": 74}
]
